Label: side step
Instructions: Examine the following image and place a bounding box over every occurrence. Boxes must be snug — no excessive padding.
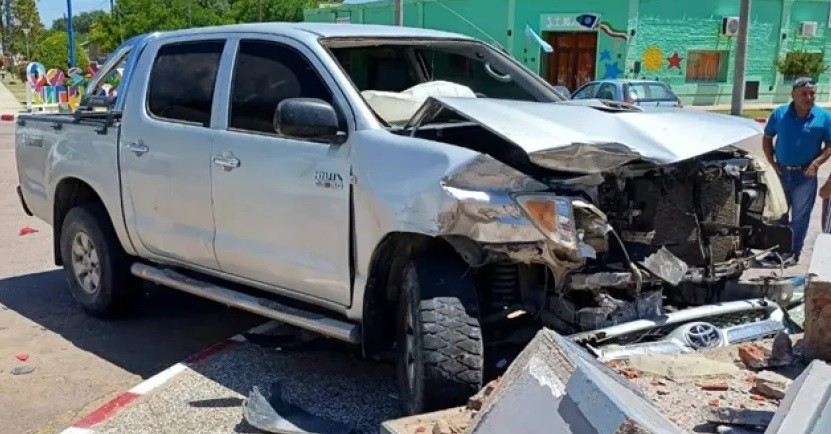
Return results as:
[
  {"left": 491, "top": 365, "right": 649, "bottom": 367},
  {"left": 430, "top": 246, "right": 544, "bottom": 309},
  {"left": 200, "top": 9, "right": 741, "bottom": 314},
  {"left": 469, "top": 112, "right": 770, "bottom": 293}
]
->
[{"left": 130, "top": 263, "right": 361, "bottom": 344}]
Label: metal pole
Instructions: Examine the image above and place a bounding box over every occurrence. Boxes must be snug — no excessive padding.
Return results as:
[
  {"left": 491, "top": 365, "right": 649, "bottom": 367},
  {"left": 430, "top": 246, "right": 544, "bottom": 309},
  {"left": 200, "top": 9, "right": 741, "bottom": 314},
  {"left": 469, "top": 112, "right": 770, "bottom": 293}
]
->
[
  {"left": 394, "top": 0, "right": 403, "bottom": 26},
  {"left": 110, "top": 0, "right": 114, "bottom": 14},
  {"left": 730, "top": 0, "right": 750, "bottom": 116},
  {"left": 67, "top": 0, "right": 76, "bottom": 67}
]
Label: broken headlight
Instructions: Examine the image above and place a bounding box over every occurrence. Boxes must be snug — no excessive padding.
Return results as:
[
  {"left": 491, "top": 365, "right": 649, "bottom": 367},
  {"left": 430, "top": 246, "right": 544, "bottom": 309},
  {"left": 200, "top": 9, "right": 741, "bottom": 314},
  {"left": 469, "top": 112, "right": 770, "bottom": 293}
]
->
[{"left": 513, "top": 193, "right": 578, "bottom": 251}]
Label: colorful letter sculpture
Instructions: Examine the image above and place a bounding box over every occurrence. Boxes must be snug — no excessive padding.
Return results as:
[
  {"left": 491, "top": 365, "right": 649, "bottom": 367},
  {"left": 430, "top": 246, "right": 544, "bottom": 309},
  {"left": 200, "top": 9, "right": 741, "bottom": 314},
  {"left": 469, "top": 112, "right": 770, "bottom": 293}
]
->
[{"left": 24, "top": 61, "right": 118, "bottom": 111}]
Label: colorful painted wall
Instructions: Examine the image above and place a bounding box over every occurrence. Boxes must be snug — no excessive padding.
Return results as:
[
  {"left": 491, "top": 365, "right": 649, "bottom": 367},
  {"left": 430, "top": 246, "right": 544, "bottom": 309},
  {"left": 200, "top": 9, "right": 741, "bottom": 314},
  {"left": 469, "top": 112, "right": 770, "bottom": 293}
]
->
[{"left": 305, "top": 0, "right": 831, "bottom": 106}]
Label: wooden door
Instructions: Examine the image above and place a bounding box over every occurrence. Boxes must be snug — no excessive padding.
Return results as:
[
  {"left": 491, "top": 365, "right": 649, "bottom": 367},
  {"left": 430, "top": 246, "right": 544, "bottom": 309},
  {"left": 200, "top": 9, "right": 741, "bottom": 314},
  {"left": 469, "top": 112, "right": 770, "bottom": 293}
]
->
[{"left": 545, "top": 32, "right": 597, "bottom": 92}]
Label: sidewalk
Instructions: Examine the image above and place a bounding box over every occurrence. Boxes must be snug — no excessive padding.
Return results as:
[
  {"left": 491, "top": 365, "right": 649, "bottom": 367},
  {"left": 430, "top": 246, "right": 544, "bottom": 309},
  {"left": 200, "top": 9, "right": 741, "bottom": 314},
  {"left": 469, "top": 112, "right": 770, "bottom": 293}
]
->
[{"left": 0, "top": 80, "right": 24, "bottom": 115}]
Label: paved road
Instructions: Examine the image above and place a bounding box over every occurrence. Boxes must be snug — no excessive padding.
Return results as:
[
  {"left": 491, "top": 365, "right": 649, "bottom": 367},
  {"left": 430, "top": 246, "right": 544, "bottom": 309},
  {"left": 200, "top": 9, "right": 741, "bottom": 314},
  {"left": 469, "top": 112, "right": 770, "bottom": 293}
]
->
[{"left": 0, "top": 115, "right": 263, "bottom": 432}]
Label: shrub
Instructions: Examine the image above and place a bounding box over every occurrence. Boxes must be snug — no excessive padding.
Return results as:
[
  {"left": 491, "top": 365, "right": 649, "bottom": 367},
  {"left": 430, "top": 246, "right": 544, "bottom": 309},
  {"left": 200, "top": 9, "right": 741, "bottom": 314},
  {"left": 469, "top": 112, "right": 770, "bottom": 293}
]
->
[
  {"left": 774, "top": 50, "right": 827, "bottom": 80},
  {"left": 31, "top": 32, "right": 90, "bottom": 74}
]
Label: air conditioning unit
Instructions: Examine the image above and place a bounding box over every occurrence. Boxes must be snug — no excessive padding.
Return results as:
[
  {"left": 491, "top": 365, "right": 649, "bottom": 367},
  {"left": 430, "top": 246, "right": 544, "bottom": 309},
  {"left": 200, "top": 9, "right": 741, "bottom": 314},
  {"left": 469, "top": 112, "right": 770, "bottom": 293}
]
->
[
  {"left": 800, "top": 21, "right": 818, "bottom": 38},
  {"left": 722, "top": 16, "right": 740, "bottom": 36}
]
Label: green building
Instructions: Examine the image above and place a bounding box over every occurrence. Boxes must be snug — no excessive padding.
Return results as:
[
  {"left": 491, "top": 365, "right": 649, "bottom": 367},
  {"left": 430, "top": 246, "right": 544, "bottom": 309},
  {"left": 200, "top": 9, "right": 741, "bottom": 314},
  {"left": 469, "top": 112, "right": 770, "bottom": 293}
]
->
[{"left": 304, "top": 0, "right": 831, "bottom": 106}]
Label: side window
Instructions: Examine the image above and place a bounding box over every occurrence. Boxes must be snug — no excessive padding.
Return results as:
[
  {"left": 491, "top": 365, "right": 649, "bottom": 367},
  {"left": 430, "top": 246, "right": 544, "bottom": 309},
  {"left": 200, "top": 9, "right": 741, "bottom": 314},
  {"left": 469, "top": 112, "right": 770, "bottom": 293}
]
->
[
  {"left": 229, "top": 39, "right": 335, "bottom": 135},
  {"left": 597, "top": 83, "right": 616, "bottom": 100},
  {"left": 572, "top": 83, "right": 597, "bottom": 99},
  {"left": 147, "top": 40, "right": 225, "bottom": 127}
]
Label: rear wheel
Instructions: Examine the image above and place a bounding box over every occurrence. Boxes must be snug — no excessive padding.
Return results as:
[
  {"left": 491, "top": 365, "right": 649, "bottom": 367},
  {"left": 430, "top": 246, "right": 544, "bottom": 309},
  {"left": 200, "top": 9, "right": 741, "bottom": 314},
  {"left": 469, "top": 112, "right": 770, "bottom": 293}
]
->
[
  {"left": 59, "top": 203, "right": 143, "bottom": 318},
  {"left": 396, "top": 254, "right": 484, "bottom": 415}
]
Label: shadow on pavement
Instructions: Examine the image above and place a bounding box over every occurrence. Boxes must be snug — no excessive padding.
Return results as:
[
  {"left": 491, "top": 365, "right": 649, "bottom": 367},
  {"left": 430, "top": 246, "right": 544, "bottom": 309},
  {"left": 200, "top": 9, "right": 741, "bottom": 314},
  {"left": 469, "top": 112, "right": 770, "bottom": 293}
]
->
[{"left": 0, "top": 269, "right": 264, "bottom": 378}]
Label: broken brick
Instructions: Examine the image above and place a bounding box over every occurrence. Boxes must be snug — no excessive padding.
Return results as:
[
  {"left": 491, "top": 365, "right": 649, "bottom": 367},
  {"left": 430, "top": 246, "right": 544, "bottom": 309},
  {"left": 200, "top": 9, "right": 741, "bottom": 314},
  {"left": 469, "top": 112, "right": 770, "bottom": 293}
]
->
[
  {"left": 620, "top": 369, "right": 640, "bottom": 379},
  {"left": 750, "top": 394, "right": 765, "bottom": 401},
  {"left": 699, "top": 381, "right": 729, "bottom": 391},
  {"left": 738, "top": 343, "right": 768, "bottom": 369},
  {"left": 709, "top": 399, "right": 720, "bottom": 407}
]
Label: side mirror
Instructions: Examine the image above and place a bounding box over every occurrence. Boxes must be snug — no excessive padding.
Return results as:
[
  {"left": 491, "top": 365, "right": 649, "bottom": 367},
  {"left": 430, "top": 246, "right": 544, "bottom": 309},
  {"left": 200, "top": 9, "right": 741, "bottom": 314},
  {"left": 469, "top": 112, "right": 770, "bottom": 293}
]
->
[{"left": 274, "top": 97, "right": 341, "bottom": 141}]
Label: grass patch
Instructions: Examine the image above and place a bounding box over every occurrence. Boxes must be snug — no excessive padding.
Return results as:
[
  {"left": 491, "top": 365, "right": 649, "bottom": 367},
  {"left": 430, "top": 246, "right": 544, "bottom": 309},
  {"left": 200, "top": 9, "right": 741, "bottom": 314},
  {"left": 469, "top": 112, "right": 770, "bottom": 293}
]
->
[
  {"left": 0, "top": 72, "right": 27, "bottom": 106},
  {"left": 711, "top": 109, "right": 773, "bottom": 120}
]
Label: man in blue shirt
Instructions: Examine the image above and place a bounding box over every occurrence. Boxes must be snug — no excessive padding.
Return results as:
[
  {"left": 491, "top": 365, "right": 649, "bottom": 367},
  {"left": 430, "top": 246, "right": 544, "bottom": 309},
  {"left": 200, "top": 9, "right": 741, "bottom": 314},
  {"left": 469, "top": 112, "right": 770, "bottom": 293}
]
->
[{"left": 762, "top": 77, "right": 831, "bottom": 264}]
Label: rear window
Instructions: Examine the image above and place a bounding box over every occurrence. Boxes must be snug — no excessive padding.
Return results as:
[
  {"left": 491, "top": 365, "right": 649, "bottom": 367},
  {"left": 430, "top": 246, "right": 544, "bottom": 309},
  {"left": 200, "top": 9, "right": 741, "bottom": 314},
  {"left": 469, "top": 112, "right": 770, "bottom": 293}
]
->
[{"left": 626, "top": 82, "right": 677, "bottom": 102}]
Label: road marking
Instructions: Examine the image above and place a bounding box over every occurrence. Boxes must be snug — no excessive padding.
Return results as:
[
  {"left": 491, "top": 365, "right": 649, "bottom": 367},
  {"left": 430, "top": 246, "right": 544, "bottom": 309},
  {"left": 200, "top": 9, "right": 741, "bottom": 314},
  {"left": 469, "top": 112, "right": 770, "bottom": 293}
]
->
[{"left": 57, "top": 320, "right": 281, "bottom": 433}]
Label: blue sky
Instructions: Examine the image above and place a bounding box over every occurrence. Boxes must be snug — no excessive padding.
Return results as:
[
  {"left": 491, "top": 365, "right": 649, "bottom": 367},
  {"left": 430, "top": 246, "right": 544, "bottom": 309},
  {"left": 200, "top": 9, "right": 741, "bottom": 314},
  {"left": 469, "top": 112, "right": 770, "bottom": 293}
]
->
[{"left": 38, "top": 0, "right": 379, "bottom": 28}]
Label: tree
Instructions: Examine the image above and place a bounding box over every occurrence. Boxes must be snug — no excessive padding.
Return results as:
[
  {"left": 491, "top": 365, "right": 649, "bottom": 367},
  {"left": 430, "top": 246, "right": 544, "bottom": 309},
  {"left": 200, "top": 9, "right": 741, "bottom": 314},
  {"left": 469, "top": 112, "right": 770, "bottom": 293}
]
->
[
  {"left": 89, "top": 0, "right": 321, "bottom": 53},
  {"left": 51, "top": 11, "right": 108, "bottom": 35},
  {"left": 230, "top": 0, "right": 319, "bottom": 23},
  {"left": 10, "top": 0, "right": 45, "bottom": 58},
  {"left": 31, "top": 31, "right": 90, "bottom": 71}
]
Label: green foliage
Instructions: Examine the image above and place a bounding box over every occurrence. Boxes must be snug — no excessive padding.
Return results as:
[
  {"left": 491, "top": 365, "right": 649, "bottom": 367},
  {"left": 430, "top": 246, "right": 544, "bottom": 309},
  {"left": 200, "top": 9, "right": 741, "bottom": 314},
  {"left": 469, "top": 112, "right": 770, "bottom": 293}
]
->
[
  {"left": 774, "top": 50, "right": 828, "bottom": 79},
  {"left": 51, "top": 10, "right": 108, "bottom": 35},
  {"left": 90, "top": 0, "right": 321, "bottom": 52},
  {"left": 10, "top": 0, "right": 45, "bottom": 58},
  {"left": 31, "top": 32, "right": 91, "bottom": 72}
]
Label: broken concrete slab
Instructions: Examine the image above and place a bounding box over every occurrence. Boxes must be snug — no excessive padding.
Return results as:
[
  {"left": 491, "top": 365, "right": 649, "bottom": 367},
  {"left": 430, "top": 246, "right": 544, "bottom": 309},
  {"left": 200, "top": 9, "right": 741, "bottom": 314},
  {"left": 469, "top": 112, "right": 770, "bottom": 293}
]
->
[
  {"left": 754, "top": 371, "right": 790, "bottom": 400},
  {"left": 466, "top": 328, "right": 684, "bottom": 434},
  {"left": 804, "top": 233, "right": 831, "bottom": 362},
  {"left": 627, "top": 353, "right": 741, "bottom": 379},
  {"left": 706, "top": 407, "right": 774, "bottom": 427},
  {"left": 764, "top": 360, "right": 831, "bottom": 434}
]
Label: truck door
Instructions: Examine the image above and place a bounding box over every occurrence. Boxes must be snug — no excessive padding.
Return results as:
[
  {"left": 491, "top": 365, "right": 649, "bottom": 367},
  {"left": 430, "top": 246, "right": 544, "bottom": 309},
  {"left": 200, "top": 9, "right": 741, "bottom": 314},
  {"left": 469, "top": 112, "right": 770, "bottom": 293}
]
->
[
  {"left": 118, "top": 37, "right": 227, "bottom": 269},
  {"left": 209, "top": 37, "right": 353, "bottom": 306}
]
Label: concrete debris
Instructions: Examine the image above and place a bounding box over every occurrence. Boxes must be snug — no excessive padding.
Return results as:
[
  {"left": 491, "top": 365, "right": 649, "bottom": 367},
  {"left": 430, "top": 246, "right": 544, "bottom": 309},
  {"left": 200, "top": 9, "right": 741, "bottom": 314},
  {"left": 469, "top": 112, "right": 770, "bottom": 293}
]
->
[
  {"left": 467, "top": 379, "right": 498, "bottom": 411},
  {"left": 467, "top": 328, "right": 684, "bottom": 434},
  {"left": 769, "top": 332, "right": 794, "bottom": 366},
  {"left": 764, "top": 360, "right": 831, "bottom": 434},
  {"left": 706, "top": 407, "right": 774, "bottom": 428},
  {"left": 627, "top": 353, "right": 740, "bottom": 379},
  {"left": 803, "top": 234, "right": 831, "bottom": 362},
  {"left": 754, "top": 371, "right": 790, "bottom": 400},
  {"left": 379, "top": 408, "right": 473, "bottom": 434}
]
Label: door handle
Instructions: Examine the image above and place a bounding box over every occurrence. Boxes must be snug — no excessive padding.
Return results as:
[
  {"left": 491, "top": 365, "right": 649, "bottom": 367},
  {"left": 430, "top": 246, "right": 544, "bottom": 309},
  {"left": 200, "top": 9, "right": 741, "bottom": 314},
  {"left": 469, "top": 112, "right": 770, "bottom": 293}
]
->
[
  {"left": 213, "top": 155, "right": 240, "bottom": 170},
  {"left": 126, "top": 141, "right": 149, "bottom": 156}
]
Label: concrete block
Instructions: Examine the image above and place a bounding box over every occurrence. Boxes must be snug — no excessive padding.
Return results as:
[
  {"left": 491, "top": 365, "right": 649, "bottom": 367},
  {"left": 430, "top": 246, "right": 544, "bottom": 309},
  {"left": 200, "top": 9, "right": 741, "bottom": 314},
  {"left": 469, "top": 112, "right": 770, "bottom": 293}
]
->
[
  {"left": 764, "top": 360, "right": 831, "bottom": 434},
  {"left": 467, "top": 328, "right": 684, "bottom": 434},
  {"left": 804, "top": 234, "right": 831, "bottom": 362}
]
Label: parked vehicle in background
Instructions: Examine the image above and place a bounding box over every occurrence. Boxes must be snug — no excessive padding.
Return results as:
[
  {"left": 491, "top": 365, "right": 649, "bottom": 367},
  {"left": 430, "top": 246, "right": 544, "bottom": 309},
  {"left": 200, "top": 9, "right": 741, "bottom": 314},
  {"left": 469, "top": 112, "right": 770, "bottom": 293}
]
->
[
  {"left": 571, "top": 78, "right": 683, "bottom": 108},
  {"left": 15, "top": 22, "right": 792, "bottom": 418}
]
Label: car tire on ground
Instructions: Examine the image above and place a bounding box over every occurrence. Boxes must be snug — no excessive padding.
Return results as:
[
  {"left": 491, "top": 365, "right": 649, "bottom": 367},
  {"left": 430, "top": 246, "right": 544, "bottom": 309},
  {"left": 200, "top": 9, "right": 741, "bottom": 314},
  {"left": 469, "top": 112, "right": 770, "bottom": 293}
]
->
[
  {"left": 59, "top": 203, "right": 143, "bottom": 318},
  {"left": 396, "top": 254, "right": 484, "bottom": 416}
]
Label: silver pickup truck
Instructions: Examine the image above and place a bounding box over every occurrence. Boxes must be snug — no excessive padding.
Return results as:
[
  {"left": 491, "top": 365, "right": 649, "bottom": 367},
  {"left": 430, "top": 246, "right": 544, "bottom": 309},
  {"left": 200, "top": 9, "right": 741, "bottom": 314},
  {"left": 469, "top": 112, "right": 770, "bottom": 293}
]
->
[{"left": 15, "top": 22, "right": 795, "bottom": 415}]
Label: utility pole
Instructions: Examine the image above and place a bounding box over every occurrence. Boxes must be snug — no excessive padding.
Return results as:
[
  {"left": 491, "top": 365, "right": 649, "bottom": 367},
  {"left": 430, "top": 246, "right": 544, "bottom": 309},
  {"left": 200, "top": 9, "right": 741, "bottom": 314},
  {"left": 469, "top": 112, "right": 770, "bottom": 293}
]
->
[
  {"left": 67, "top": 0, "right": 76, "bottom": 67},
  {"left": 259, "top": 0, "right": 263, "bottom": 21},
  {"left": 110, "top": 0, "right": 114, "bottom": 14},
  {"left": 394, "top": 0, "right": 403, "bottom": 26},
  {"left": 730, "top": 0, "right": 750, "bottom": 116}
]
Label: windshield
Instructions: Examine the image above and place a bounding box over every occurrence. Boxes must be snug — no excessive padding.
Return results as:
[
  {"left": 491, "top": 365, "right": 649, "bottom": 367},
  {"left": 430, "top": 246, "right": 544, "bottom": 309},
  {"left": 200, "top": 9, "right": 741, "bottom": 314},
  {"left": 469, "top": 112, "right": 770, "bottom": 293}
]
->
[{"left": 322, "top": 38, "right": 565, "bottom": 125}]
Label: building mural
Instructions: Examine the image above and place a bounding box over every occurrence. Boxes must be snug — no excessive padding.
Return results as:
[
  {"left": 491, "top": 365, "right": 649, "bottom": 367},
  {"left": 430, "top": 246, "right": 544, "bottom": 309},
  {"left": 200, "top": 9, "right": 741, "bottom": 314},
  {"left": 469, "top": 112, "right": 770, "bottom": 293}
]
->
[{"left": 304, "top": 0, "right": 831, "bottom": 106}]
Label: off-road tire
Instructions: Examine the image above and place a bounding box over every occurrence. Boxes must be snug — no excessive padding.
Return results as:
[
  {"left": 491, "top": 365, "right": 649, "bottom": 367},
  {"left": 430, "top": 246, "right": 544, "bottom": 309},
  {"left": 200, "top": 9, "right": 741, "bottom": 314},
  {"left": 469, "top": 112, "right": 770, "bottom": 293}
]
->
[
  {"left": 396, "top": 254, "right": 484, "bottom": 416},
  {"left": 59, "top": 203, "right": 143, "bottom": 318}
]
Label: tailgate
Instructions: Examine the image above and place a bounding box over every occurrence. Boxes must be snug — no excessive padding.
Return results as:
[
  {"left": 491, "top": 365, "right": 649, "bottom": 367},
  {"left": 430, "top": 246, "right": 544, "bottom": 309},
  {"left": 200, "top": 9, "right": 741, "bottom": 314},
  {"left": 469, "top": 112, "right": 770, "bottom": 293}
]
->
[{"left": 15, "top": 115, "right": 56, "bottom": 220}]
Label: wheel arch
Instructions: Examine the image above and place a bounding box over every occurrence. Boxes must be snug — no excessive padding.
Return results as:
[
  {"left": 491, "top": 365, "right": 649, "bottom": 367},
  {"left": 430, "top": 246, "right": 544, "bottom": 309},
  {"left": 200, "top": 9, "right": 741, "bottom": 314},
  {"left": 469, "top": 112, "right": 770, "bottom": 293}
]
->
[
  {"left": 360, "top": 231, "right": 480, "bottom": 359},
  {"left": 52, "top": 177, "right": 133, "bottom": 266}
]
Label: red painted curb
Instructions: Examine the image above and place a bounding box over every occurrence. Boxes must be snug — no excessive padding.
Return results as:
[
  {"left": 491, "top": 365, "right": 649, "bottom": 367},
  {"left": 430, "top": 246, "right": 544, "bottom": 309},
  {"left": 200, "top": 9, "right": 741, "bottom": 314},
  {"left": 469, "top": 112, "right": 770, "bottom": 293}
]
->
[
  {"left": 58, "top": 321, "right": 280, "bottom": 433},
  {"left": 1, "top": 113, "right": 15, "bottom": 121},
  {"left": 73, "top": 392, "right": 141, "bottom": 429}
]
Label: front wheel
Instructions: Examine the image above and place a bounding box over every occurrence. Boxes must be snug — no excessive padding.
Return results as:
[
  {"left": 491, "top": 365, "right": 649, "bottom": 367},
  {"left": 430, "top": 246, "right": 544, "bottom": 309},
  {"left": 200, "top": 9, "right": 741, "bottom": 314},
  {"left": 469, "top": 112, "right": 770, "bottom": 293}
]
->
[
  {"left": 59, "top": 203, "right": 143, "bottom": 318},
  {"left": 396, "top": 255, "right": 484, "bottom": 415}
]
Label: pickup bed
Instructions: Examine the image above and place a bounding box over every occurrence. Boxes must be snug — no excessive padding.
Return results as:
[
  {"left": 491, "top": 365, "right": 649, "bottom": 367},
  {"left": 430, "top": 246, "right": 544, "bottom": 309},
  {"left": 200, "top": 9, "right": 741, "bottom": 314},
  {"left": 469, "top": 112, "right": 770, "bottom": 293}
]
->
[{"left": 15, "top": 22, "right": 795, "bottom": 415}]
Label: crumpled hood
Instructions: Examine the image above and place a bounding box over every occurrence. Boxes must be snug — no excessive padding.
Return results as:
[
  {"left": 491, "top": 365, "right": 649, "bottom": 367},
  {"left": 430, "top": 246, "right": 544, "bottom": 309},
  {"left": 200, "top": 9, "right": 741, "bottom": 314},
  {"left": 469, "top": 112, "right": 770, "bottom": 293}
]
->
[{"left": 408, "top": 96, "right": 764, "bottom": 174}]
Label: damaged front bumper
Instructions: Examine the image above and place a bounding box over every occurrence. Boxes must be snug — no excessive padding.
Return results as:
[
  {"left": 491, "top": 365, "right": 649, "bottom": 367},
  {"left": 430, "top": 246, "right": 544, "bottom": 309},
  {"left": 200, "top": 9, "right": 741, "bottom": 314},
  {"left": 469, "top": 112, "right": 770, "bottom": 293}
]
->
[{"left": 569, "top": 298, "right": 787, "bottom": 362}]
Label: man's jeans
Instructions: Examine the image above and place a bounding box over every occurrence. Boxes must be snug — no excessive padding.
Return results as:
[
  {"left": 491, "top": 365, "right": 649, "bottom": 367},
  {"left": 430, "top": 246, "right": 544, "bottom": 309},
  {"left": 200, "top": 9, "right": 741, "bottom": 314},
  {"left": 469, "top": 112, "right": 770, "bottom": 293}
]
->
[
  {"left": 823, "top": 198, "right": 831, "bottom": 234},
  {"left": 778, "top": 168, "right": 818, "bottom": 260}
]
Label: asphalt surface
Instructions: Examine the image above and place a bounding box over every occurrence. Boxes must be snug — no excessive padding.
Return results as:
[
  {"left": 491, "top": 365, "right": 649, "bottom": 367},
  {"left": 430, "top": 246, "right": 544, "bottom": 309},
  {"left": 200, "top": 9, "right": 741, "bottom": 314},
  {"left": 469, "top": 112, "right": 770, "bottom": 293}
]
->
[{"left": 0, "top": 82, "right": 265, "bottom": 433}]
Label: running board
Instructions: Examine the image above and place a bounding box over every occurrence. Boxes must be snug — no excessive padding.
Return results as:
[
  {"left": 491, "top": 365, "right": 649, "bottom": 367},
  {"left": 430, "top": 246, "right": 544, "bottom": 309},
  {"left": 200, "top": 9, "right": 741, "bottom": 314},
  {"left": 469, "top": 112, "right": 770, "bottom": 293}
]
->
[{"left": 130, "top": 263, "right": 361, "bottom": 344}]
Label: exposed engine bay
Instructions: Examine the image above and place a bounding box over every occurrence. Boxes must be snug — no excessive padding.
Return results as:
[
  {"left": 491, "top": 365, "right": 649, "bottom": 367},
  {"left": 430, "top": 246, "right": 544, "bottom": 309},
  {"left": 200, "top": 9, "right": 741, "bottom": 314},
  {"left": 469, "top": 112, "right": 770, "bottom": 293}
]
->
[{"left": 394, "top": 96, "right": 794, "bottom": 366}]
